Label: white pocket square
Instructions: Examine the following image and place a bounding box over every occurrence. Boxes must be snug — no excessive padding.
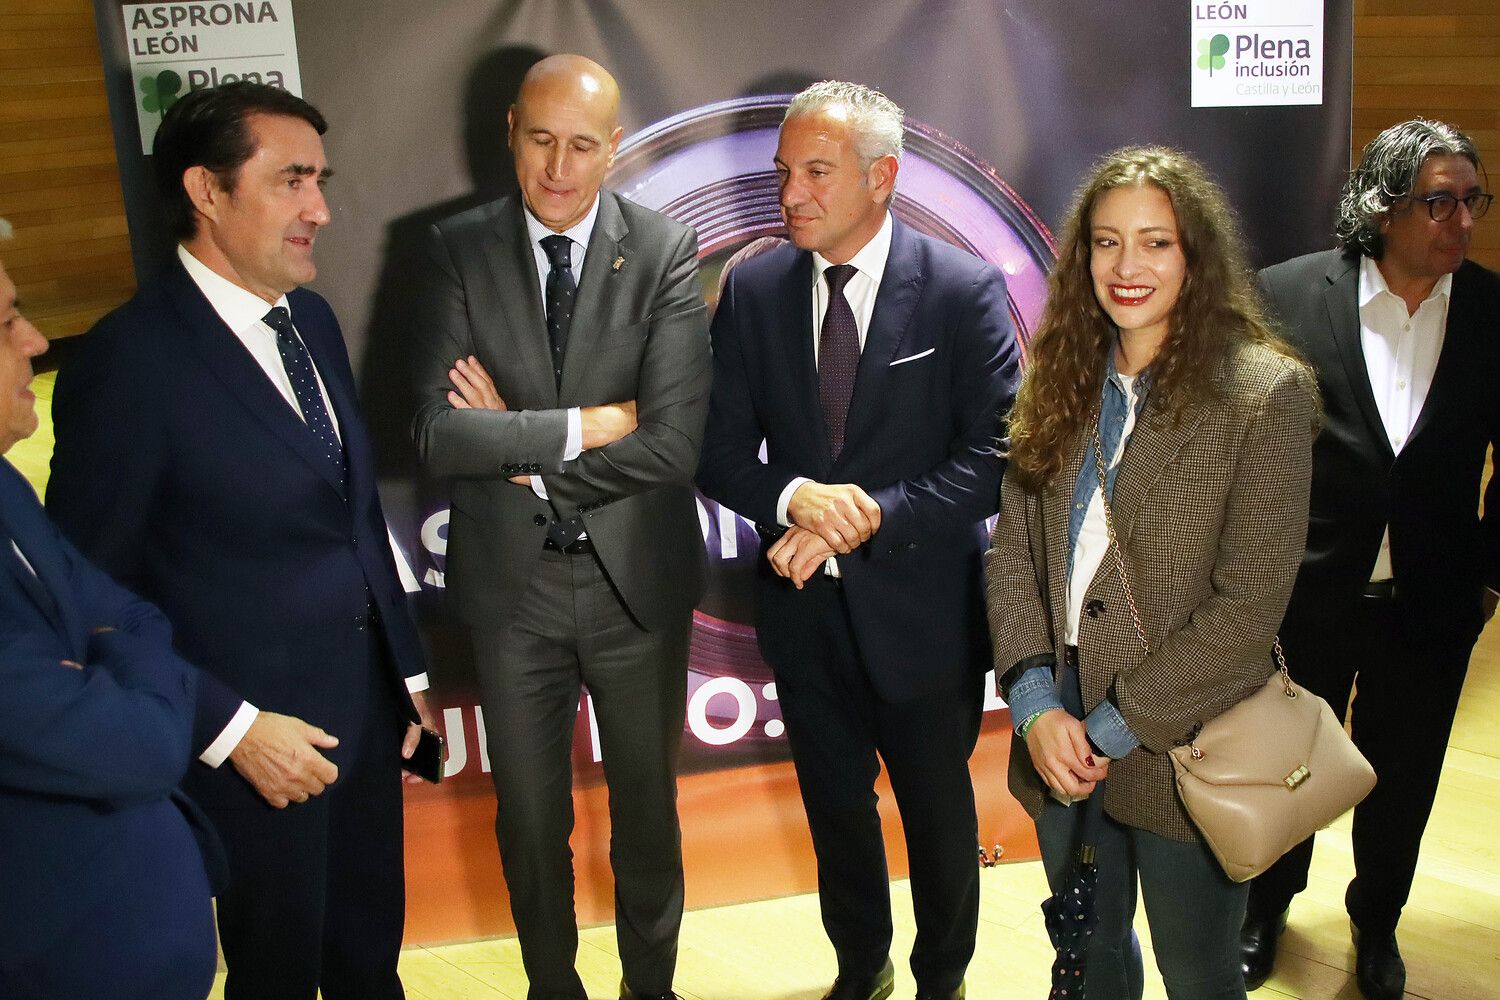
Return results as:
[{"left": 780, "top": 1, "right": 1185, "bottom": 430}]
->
[{"left": 889, "top": 348, "right": 935, "bottom": 367}]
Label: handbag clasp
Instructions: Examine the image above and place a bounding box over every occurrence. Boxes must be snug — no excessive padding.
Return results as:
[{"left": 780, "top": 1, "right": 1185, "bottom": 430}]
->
[{"left": 1284, "top": 764, "right": 1311, "bottom": 790}]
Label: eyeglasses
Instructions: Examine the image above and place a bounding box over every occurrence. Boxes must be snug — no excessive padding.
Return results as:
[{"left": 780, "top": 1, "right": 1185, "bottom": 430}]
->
[{"left": 1406, "top": 190, "right": 1493, "bottom": 222}]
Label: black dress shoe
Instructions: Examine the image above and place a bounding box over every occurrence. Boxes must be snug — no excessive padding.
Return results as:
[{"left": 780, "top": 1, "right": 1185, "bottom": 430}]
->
[
  {"left": 1240, "top": 907, "right": 1288, "bottom": 991},
  {"left": 821, "top": 958, "right": 895, "bottom": 1000},
  {"left": 914, "top": 980, "right": 964, "bottom": 1000},
  {"left": 619, "top": 979, "right": 678, "bottom": 1000},
  {"left": 1351, "top": 922, "right": 1405, "bottom": 1000}
]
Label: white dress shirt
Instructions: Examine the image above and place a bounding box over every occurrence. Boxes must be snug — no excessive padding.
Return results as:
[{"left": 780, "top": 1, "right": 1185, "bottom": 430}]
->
[
  {"left": 179, "top": 246, "right": 426, "bottom": 768},
  {"left": 774, "top": 213, "right": 894, "bottom": 575},
  {"left": 1358, "top": 256, "right": 1452, "bottom": 581}
]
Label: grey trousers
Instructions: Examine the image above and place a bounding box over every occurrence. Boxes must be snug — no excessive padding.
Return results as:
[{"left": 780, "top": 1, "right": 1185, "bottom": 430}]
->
[{"left": 473, "top": 548, "right": 690, "bottom": 1000}]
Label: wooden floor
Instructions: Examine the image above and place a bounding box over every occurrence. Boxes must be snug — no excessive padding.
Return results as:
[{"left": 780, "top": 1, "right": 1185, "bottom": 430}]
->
[{"left": 207, "top": 618, "right": 1500, "bottom": 1000}]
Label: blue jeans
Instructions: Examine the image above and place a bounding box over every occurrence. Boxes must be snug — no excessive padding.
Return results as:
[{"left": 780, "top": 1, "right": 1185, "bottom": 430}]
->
[{"left": 1036, "top": 799, "right": 1248, "bottom": 1000}]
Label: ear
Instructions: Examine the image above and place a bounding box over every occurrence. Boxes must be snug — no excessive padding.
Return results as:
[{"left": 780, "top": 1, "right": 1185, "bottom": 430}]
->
[
  {"left": 182, "top": 165, "right": 225, "bottom": 225},
  {"left": 606, "top": 124, "right": 624, "bottom": 168},
  {"left": 507, "top": 105, "right": 518, "bottom": 146},
  {"left": 868, "top": 154, "right": 898, "bottom": 204}
]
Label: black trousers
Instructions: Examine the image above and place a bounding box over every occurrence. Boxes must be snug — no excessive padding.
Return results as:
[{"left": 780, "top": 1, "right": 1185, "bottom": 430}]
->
[
  {"left": 769, "top": 577, "right": 983, "bottom": 994},
  {"left": 1249, "top": 593, "right": 1474, "bottom": 934},
  {"left": 473, "top": 549, "right": 690, "bottom": 1000},
  {"left": 208, "top": 626, "right": 408, "bottom": 1000}
]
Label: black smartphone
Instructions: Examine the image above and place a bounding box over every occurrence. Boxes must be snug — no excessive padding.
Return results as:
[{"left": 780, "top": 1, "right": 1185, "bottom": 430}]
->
[{"left": 402, "top": 727, "right": 445, "bottom": 784}]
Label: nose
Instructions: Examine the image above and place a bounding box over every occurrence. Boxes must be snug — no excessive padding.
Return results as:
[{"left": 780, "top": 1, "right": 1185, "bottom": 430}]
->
[
  {"left": 304, "top": 184, "right": 331, "bottom": 226},
  {"left": 1113, "top": 243, "right": 1143, "bottom": 278},
  {"left": 780, "top": 173, "right": 806, "bottom": 210},
  {"left": 547, "top": 143, "right": 568, "bottom": 179},
  {"left": 18, "top": 315, "right": 47, "bottom": 360}
]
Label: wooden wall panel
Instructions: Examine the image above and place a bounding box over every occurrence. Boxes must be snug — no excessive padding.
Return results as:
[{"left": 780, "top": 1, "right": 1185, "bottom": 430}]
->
[
  {"left": 1355, "top": 1, "right": 1500, "bottom": 271},
  {"left": 0, "top": 0, "right": 133, "bottom": 342},
  {"left": 2, "top": 3, "right": 1498, "bottom": 340}
]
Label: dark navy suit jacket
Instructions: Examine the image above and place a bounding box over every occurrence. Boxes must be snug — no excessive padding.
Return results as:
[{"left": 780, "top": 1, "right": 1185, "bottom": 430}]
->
[
  {"left": 697, "top": 221, "right": 1021, "bottom": 700},
  {"left": 0, "top": 459, "right": 217, "bottom": 999}
]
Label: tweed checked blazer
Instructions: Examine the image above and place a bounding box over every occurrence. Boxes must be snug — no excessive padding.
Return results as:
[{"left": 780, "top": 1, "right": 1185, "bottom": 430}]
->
[{"left": 986, "top": 341, "right": 1318, "bottom": 840}]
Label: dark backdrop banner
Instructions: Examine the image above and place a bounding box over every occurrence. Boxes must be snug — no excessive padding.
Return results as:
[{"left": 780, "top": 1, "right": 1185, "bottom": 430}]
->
[{"left": 88, "top": 0, "right": 1352, "bottom": 942}]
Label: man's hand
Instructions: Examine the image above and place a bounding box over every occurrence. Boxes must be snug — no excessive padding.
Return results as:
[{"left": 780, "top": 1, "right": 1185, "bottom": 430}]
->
[
  {"left": 1025, "top": 709, "right": 1109, "bottom": 800},
  {"left": 580, "top": 400, "right": 638, "bottom": 449},
  {"left": 402, "top": 690, "right": 442, "bottom": 785},
  {"left": 767, "top": 526, "right": 837, "bottom": 588},
  {"left": 787, "top": 482, "right": 882, "bottom": 554},
  {"left": 228, "top": 711, "right": 340, "bottom": 808},
  {"left": 447, "top": 356, "right": 506, "bottom": 411}
]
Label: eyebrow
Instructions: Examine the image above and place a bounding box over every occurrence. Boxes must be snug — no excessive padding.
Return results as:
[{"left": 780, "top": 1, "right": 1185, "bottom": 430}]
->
[
  {"left": 773, "top": 157, "right": 837, "bottom": 170},
  {"left": 281, "top": 164, "right": 334, "bottom": 181}
]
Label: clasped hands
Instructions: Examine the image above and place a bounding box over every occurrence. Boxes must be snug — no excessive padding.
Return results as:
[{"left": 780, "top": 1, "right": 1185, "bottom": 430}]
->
[
  {"left": 447, "top": 356, "right": 637, "bottom": 483},
  {"left": 1025, "top": 709, "right": 1110, "bottom": 802},
  {"left": 769, "top": 482, "right": 882, "bottom": 588}
]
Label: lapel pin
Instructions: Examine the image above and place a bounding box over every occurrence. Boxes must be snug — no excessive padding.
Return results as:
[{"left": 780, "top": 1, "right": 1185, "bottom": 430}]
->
[{"left": 612, "top": 256, "right": 625, "bottom": 272}]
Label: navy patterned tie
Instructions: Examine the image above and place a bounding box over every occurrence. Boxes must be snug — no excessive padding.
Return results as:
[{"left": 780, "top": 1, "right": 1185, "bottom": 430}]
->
[
  {"left": 818, "top": 264, "right": 860, "bottom": 458},
  {"left": 264, "top": 307, "right": 345, "bottom": 494},
  {"left": 540, "top": 234, "right": 576, "bottom": 388}
]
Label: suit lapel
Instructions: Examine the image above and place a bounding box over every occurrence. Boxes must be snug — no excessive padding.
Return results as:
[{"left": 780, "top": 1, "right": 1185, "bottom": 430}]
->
[
  {"left": 484, "top": 198, "right": 557, "bottom": 405},
  {"left": 1323, "top": 256, "right": 1394, "bottom": 461},
  {"left": 1108, "top": 402, "right": 1208, "bottom": 543},
  {"left": 842, "top": 221, "right": 922, "bottom": 457},
  {"left": 165, "top": 265, "right": 347, "bottom": 498},
  {"left": 1407, "top": 263, "right": 1474, "bottom": 447},
  {"left": 774, "top": 250, "right": 829, "bottom": 463},
  {"left": 0, "top": 462, "right": 83, "bottom": 652},
  {"left": 295, "top": 304, "right": 367, "bottom": 507},
  {"left": 1042, "top": 444, "right": 1084, "bottom": 636},
  {"left": 559, "top": 192, "right": 628, "bottom": 401}
]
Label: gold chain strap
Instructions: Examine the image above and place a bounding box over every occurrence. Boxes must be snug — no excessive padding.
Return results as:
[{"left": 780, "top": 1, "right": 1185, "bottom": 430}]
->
[{"left": 1089, "top": 407, "right": 1295, "bottom": 699}]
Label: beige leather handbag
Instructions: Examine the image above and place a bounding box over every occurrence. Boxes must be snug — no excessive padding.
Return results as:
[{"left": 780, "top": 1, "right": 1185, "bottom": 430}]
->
[{"left": 1092, "top": 418, "right": 1376, "bottom": 882}]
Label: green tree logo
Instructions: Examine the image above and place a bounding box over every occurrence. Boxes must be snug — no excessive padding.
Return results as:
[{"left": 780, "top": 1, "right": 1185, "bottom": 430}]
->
[
  {"left": 140, "top": 71, "right": 183, "bottom": 117},
  {"left": 1197, "top": 34, "right": 1230, "bottom": 75}
]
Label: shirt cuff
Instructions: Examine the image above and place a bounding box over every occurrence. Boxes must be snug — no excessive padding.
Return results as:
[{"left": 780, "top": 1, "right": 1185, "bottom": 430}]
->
[
  {"left": 199, "top": 701, "right": 258, "bottom": 767},
  {"left": 406, "top": 672, "right": 430, "bottom": 694},
  {"left": 529, "top": 475, "right": 549, "bottom": 500},
  {"left": 777, "top": 477, "right": 813, "bottom": 528},
  {"left": 1083, "top": 699, "right": 1140, "bottom": 759},
  {"left": 564, "top": 407, "right": 583, "bottom": 459},
  {"left": 1007, "top": 664, "right": 1063, "bottom": 735}
]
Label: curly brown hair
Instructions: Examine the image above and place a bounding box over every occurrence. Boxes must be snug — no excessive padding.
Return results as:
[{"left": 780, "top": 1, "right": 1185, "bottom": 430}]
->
[{"left": 1007, "top": 146, "right": 1296, "bottom": 491}]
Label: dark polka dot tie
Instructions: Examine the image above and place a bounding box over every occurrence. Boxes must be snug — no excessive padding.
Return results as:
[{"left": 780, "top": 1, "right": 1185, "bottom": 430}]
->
[
  {"left": 541, "top": 234, "right": 576, "bottom": 389},
  {"left": 819, "top": 264, "right": 860, "bottom": 458},
  {"left": 264, "top": 306, "right": 346, "bottom": 495}
]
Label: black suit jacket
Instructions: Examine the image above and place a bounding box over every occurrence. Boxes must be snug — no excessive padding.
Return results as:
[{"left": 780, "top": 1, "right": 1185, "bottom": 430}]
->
[
  {"left": 1258, "top": 249, "right": 1500, "bottom": 642},
  {"left": 697, "top": 221, "right": 1021, "bottom": 701},
  {"left": 47, "top": 260, "right": 424, "bottom": 809}
]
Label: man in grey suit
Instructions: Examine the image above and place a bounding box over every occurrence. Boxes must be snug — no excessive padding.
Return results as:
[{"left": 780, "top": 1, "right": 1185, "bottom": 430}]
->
[{"left": 411, "top": 54, "right": 709, "bottom": 1000}]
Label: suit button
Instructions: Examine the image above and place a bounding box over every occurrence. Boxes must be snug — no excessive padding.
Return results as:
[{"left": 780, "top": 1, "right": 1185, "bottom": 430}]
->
[
  {"left": 1085, "top": 599, "right": 1105, "bottom": 619},
  {"left": 533, "top": 514, "right": 547, "bottom": 526}
]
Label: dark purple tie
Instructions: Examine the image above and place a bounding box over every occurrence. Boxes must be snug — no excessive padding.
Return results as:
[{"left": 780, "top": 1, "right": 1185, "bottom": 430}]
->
[{"left": 818, "top": 264, "right": 860, "bottom": 458}]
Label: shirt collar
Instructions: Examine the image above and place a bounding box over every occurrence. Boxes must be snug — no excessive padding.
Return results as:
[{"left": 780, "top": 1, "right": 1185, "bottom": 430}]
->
[
  {"left": 522, "top": 194, "right": 601, "bottom": 256},
  {"left": 177, "top": 244, "right": 290, "bottom": 334},
  {"left": 1104, "top": 345, "right": 1151, "bottom": 398},
  {"left": 1359, "top": 254, "right": 1453, "bottom": 311},
  {"left": 811, "top": 211, "right": 894, "bottom": 287}
]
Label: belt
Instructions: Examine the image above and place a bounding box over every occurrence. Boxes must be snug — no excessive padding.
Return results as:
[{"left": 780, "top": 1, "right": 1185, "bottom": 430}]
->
[
  {"left": 542, "top": 535, "right": 595, "bottom": 555},
  {"left": 1363, "top": 579, "right": 1396, "bottom": 600}
]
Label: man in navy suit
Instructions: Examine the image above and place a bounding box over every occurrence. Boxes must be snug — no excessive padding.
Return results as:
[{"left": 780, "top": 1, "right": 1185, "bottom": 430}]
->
[
  {"left": 697, "top": 82, "right": 1019, "bottom": 1000},
  {"left": 47, "top": 84, "right": 433, "bottom": 999},
  {"left": 0, "top": 248, "right": 216, "bottom": 1000}
]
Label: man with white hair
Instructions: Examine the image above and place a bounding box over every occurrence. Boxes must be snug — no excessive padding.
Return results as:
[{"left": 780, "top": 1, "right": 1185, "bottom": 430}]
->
[{"left": 698, "top": 81, "right": 1019, "bottom": 1000}]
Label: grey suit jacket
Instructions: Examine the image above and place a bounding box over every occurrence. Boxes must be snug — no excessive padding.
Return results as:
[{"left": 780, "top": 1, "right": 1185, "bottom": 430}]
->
[
  {"left": 412, "top": 191, "right": 710, "bottom": 633},
  {"left": 985, "top": 342, "right": 1317, "bottom": 840}
]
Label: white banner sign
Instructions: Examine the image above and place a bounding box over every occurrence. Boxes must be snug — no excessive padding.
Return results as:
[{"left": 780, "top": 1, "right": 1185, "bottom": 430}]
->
[
  {"left": 1191, "top": 1, "right": 1325, "bottom": 108},
  {"left": 122, "top": 1, "right": 304, "bottom": 153}
]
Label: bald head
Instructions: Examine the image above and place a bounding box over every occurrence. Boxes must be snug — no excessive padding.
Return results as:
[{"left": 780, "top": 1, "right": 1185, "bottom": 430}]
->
[{"left": 508, "top": 54, "right": 624, "bottom": 233}]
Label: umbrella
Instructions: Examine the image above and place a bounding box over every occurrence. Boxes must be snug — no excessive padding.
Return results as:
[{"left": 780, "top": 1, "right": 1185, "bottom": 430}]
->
[{"left": 1041, "top": 784, "right": 1107, "bottom": 999}]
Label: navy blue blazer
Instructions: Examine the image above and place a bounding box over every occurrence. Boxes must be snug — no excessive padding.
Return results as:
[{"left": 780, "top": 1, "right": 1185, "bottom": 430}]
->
[
  {"left": 697, "top": 221, "right": 1021, "bottom": 700},
  {"left": 47, "top": 260, "right": 423, "bottom": 807},
  {"left": 0, "top": 459, "right": 217, "bottom": 999}
]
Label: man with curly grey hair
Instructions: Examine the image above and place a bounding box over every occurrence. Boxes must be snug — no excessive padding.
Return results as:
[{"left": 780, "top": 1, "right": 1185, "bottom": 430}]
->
[{"left": 1240, "top": 119, "right": 1499, "bottom": 1000}]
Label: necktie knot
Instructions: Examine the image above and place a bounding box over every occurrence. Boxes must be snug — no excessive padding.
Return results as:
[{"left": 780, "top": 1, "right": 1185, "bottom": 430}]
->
[
  {"left": 263, "top": 306, "right": 293, "bottom": 336},
  {"left": 541, "top": 234, "right": 573, "bottom": 271},
  {"left": 823, "top": 263, "right": 857, "bottom": 297}
]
